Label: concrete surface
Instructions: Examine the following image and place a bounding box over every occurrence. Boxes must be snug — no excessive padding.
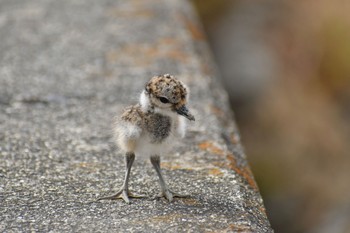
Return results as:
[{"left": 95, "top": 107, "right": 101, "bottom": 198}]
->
[{"left": 0, "top": 0, "right": 273, "bottom": 232}]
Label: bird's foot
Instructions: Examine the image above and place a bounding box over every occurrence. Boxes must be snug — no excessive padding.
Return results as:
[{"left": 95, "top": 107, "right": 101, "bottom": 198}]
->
[
  {"left": 156, "top": 188, "right": 190, "bottom": 202},
  {"left": 97, "top": 189, "right": 146, "bottom": 204}
]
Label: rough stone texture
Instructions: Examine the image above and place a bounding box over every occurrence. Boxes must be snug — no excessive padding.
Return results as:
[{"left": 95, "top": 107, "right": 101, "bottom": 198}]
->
[{"left": 0, "top": 0, "right": 273, "bottom": 232}]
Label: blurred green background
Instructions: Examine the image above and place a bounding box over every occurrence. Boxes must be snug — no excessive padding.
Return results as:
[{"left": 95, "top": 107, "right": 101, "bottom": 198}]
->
[{"left": 192, "top": 0, "right": 350, "bottom": 232}]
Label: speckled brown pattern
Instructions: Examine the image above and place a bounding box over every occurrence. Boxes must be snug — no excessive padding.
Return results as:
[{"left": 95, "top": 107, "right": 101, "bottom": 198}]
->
[
  {"left": 120, "top": 104, "right": 172, "bottom": 143},
  {"left": 145, "top": 74, "right": 187, "bottom": 109},
  {"left": 121, "top": 104, "right": 144, "bottom": 127}
]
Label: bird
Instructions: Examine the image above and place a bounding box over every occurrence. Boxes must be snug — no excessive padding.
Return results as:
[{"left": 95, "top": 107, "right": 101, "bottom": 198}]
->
[{"left": 98, "top": 74, "right": 195, "bottom": 204}]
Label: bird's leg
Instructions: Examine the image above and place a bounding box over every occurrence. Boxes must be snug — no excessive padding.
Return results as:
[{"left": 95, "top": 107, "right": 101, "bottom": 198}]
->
[
  {"left": 98, "top": 152, "right": 145, "bottom": 204},
  {"left": 150, "top": 155, "right": 189, "bottom": 202}
]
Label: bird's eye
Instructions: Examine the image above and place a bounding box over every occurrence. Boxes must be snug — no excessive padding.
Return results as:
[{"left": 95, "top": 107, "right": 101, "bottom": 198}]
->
[{"left": 158, "top": 97, "right": 170, "bottom": 104}]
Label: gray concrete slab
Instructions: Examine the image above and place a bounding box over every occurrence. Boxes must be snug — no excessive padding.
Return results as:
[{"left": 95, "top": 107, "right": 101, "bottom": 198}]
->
[{"left": 0, "top": 0, "right": 273, "bottom": 232}]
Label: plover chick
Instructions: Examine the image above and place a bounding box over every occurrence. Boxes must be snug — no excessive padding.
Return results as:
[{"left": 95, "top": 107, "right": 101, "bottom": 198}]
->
[{"left": 98, "top": 74, "right": 195, "bottom": 204}]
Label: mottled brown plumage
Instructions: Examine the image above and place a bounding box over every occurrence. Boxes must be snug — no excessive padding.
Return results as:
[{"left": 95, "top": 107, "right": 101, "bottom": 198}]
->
[
  {"left": 98, "top": 74, "right": 195, "bottom": 204},
  {"left": 121, "top": 104, "right": 172, "bottom": 144},
  {"left": 145, "top": 74, "right": 188, "bottom": 110}
]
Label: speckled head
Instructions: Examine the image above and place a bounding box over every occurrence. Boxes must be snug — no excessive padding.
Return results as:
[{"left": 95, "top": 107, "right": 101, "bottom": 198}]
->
[{"left": 144, "top": 74, "right": 195, "bottom": 121}]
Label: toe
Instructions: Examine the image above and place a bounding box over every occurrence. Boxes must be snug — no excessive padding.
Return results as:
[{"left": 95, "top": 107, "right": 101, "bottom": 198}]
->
[
  {"left": 128, "top": 192, "right": 147, "bottom": 198},
  {"left": 164, "top": 190, "right": 174, "bottom": 202},
  {"left": 121, "top": 190, "right": 131, "bottom": 204}
]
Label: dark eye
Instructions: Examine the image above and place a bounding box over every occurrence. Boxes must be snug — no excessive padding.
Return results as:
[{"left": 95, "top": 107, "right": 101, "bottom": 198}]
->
[{"left": 158, "top": 97, "right": 170, "bottom": 104}]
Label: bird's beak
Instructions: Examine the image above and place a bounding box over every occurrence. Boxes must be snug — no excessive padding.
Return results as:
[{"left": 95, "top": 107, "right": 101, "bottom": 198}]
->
[{"left": 176, "top": 105, "right": 195, "bottom": 121}]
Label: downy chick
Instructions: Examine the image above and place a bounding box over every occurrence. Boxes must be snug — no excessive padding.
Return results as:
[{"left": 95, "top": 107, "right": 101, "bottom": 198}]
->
[{"left": 99, "top": 74, "right": 195, "bottom": 203}]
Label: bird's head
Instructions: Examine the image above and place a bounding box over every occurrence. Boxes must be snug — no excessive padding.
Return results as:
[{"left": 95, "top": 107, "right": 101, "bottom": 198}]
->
[{"left": 140, "top": 74, "right": 195, "bottom": 121}]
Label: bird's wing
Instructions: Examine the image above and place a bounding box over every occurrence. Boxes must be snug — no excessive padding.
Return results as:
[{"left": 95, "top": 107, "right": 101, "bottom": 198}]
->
[
  {"left": 117, "top": 105, "right": 144, "bottom": 139},
  {"left": 114, "top": 105, "right": 144, "bottom": 152}
]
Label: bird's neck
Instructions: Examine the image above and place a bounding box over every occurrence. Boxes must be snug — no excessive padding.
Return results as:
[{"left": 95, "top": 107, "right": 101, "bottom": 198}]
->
[{"left": 139, "top": 90, "right": 152, "bottom": 112}]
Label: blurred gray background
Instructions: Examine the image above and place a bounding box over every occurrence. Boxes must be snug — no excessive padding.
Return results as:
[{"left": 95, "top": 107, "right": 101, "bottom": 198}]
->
[{"left": 192, "top": 0, "right": 350, "bottom": 232}]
